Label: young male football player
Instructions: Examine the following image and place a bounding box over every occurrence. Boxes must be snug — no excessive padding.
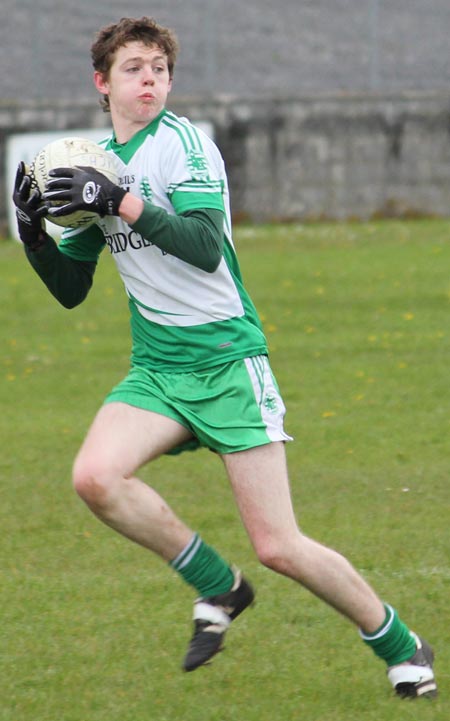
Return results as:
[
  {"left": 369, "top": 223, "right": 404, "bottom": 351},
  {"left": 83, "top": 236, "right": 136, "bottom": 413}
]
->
[{"left": 12, "top": 16, "right": 437, "bottom": 698}]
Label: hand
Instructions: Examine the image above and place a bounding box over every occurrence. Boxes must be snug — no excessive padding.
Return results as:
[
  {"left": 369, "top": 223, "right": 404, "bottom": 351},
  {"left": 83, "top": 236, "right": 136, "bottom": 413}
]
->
[
  {"left": 43, "top": 166, "right": 127, "bottom": 218},
  {"left": 12, "top": 162, "right": 49, "bottom": 250}
]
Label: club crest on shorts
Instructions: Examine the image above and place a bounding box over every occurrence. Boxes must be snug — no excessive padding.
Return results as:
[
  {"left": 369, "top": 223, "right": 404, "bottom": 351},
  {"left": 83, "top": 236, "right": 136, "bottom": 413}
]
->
[{"left": 263, "top": 394, "right": 279, "bottom": 414}]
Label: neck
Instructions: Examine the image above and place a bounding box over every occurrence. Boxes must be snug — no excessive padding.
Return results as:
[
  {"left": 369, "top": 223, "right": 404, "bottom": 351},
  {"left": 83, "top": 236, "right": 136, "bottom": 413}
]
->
[{"left": 111, "top": 108, "right": 166, "bottom": 144}]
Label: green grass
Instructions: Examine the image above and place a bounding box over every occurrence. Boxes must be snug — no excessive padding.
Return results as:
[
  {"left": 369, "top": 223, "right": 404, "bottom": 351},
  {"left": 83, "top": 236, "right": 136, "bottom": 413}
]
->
[{"left": 1, "top": 220, "right": 449, "bottom": 720}]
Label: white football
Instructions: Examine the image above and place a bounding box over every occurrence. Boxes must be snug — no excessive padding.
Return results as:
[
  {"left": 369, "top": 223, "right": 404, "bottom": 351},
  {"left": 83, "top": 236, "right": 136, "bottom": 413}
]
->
[{"left": 30, "top": 136, "right": 118, "bottom": 229}]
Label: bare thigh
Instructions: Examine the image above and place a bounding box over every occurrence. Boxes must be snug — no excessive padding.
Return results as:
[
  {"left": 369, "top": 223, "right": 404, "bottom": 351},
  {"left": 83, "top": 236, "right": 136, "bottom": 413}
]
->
[
  {"left": 72, "top": 402, "right": 196, "bottom": 560},
  {"left": 75, "top": 401, "right": 194, "bottom": 478},
  {"left": 221, "top": 442, "right": 299, "bottom": 553}
]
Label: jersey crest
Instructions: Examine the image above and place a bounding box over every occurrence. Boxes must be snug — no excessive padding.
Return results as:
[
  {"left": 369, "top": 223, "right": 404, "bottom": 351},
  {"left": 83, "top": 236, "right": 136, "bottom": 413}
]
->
[
  {"left": 186, "top": 149, "right": 210, "bottom": 181},
  {"left": 140, "top": 176, "right": 153, "bottom": 201}
]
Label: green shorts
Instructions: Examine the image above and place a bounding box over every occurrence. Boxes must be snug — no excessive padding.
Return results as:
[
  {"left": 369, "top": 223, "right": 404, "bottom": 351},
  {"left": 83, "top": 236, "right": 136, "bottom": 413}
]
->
[{"left": 104, "top": 355, "right": 292, "bottom": 455}]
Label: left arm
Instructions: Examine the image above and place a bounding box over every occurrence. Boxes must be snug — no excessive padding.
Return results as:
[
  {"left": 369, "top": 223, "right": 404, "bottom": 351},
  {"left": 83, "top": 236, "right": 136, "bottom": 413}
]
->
[
  {"left": 45, "top": 167, "right": 224, "bottom": 273},
  {"left": 128, "top": 200, "right": 224, "bottom": 273}
]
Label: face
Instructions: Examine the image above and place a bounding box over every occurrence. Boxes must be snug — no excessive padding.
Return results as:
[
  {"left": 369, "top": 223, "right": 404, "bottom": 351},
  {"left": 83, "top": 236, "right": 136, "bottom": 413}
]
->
[{"left": 94, "top": 42, "right": 172, "bottom": 142}]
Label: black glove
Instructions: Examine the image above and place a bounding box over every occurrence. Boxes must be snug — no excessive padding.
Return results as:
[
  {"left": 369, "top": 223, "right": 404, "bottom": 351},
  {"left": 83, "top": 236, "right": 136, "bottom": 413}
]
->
[
  {"left": 12, "top": 162, "right": 49, "bottom": 250},
  {"left": 43, "top": 166, "right": 126, "bottom": 219}
]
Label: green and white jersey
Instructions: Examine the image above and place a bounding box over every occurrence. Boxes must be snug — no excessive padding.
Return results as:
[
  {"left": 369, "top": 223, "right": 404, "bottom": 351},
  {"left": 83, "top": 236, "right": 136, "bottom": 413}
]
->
[{"left": 59, "top": 109, "right": 267, "bottom": 371}]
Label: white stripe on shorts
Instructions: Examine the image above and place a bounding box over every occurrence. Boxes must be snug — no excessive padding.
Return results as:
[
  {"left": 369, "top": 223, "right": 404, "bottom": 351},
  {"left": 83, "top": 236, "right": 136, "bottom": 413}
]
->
[{"left": 244, "top": 356, "right": 293, "bottom": 443}]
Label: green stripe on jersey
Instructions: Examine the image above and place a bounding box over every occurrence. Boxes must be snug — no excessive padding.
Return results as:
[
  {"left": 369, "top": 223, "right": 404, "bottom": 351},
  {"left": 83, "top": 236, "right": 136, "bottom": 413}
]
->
[
  {"left": 167, "top": 180, "right": 224, "bottom": 194},
  {"left": 127, "top": 236, "right": 266, "bottom": 370},
  {"left": 129, "top": 300, "right": 267, "bottom": 371},
  {"left": 162, "top": 112, "right": 204, "bottom": 153},
  {"left": 105, "top": 110, "right": 166, "bottom": 164},
  {"left": 170, "top": 187, "right": 224, "bottom": 214},
  {"left": 59, "top": 222, "right": 105, "bottom": 261}
]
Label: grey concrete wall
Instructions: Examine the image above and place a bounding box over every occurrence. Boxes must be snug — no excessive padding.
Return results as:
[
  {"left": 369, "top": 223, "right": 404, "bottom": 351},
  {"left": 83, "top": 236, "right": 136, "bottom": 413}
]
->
[
  {"left": 2, "top": 93, "right": 450, "bottom": 234},
  {"left": 213, "top": 94, "right": 450, "bottom": 222},
  {"left": 2, "top": 1, "right": 450, "bottom": 99}
]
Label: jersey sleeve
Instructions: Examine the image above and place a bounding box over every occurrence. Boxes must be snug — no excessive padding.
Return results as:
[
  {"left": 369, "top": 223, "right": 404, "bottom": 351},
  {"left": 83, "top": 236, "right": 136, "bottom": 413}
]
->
[
  {"left": 24, "top": 235, "right": 96, "bottom": 308},
  {"left": 130, "top": 205, "right": 224, "bottom": 272},
  {"left": 160, "top": 115, "right": 226, "bottom": 215},
  {"left": 58, "top": 222, "right": 106, "bottom": 262}
]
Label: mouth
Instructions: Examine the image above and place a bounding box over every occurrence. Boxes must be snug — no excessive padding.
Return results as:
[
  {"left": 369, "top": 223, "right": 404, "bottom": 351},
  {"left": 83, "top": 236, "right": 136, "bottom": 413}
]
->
[{"left": 139, "top": 93, "right": 155, "bottom": 101}]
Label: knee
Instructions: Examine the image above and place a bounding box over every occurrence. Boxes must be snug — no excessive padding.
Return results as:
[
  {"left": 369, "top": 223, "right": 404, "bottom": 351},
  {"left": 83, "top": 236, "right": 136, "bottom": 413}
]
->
[
  {"left": 253, "top": 535, "right": 297, "bottom": 575},
  {"left": 72, "top": 456, "right": 114, "bottom": 510}
]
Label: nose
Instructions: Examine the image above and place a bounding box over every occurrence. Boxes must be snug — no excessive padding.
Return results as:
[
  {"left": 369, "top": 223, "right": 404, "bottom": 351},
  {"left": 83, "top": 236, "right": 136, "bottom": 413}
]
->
[{"left": 143, "top": 68, "right": 155, "bottom": 85}]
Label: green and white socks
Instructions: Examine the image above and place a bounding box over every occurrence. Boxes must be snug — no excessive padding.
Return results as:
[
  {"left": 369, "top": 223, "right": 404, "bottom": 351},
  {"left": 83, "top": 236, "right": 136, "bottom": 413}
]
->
[
  {"left": 360, "top": 603, "right": 417, "bottom": 666},
  {"left": 171, "top": 538, "right": 417, "bottom": 669},
  {"left": 169, "top": 533, "right": 234, "bottom": 598}
]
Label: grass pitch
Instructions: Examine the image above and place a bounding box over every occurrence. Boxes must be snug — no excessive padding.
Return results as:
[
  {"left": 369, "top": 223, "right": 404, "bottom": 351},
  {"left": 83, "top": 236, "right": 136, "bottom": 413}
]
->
[{"left": 1, "top": 220, "right": 449, "bottom": 720}]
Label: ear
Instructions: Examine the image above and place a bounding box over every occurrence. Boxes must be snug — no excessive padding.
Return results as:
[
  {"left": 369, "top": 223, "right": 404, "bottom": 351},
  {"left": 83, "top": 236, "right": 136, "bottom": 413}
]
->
[{"left": 93, "top": 71, "right": 109, "bottom": 96}]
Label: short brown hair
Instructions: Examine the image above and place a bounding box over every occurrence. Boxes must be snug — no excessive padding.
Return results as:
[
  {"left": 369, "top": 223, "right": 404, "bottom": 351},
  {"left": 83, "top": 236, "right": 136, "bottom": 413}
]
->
[{"left": 91, "top": 16, "right": 179, "bottom": 111}]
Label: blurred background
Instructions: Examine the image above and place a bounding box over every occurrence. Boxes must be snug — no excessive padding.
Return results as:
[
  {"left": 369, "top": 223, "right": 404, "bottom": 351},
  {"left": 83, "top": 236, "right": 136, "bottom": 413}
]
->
[
  {"left": 1, "top": 0, "right": 450, "bottom": 229},
  {"left": 2, "top": 0, "right": 450, "bottom": 99}
]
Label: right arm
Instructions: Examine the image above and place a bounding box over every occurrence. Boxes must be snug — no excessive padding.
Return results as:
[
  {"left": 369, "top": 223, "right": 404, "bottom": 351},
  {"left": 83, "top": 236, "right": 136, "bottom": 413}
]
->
[
  {"left": 12, "top": 162, "right": 96, "bottom": 308},
  {"left": 25, "top": 236, "right": 96, "bottom": 309}
]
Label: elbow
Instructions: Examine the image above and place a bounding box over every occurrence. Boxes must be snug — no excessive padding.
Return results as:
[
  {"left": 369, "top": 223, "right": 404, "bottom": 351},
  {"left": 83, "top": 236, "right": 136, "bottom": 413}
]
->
[
  {"left": 56, "top": 274, "right": 93, "bottom": 308},
  {"left": 203, "top": 260, "right": 221, "bottom": 273},
  {"left": 201, "top": 251, "right": 222, "bottom": 273},
  {"left": 56, "top": 287, "right": 90, "bottom": 309},
  {"left": 60, "top": 298, "right": 83, "bottom": 309}
]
